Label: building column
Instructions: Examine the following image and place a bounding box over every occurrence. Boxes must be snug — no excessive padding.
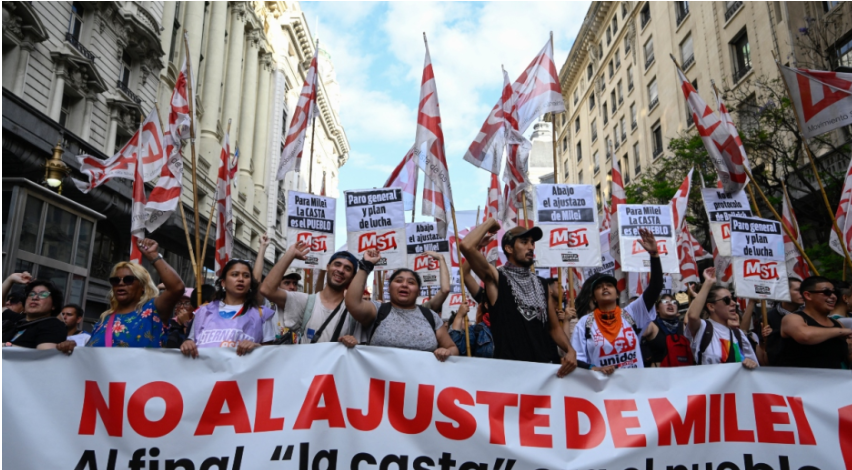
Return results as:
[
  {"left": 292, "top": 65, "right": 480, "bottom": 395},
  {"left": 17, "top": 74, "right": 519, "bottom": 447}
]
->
[
  {"left": 222, "top": 3, "right": 246, "bottom": 145},
  {"left": 181, "top": 0, "right": 205, "bottom": 77},
  {"left": 104, "top": 107, "right": 119, "bottom": 154},
  {"left": 80, "top": 92, "right": 97, "bottom": 141},
  {"left": 252, "top": 53, "right": 273, "bottom": 217},
  {"left": 48, "top": 62, "right": 67, "bottom": 121},
  {"left": 198, "top": 0, "right": 229, "bottom": 177},
  {"left": 13, "top": 41, "right": 33, "bottom": 96},
  {"left": 159, "top": 1, "right": 177, "bottom": 57},
  {"left": 237, "top": 31, "right": 260, "bottom": 210}
]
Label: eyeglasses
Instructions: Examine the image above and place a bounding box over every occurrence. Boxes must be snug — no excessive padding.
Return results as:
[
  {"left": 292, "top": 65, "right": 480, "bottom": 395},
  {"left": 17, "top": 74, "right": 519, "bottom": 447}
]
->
[
  {"left": 175, "top": 300, "right": 193, "bottom": 307},
  {"left": 26, "top": 291, "right": 51, "bottom": 299},
  {"left": 659, "top": 299, "right": 678, "bottom": 305},
  {"left": 806, "top": 289, "right": 838, "bottom": 297},
  {"left": 711, "top": 296, "right": 736, "bottom": 305},
  {"left": 109, "top": 275, "right": 139, "bottom": 287}
]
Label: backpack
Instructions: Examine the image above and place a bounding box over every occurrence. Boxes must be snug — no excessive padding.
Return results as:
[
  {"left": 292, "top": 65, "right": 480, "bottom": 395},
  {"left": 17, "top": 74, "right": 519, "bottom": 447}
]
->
[
  {"left": 369, "top": 303, "right": 436, "bottom": 344},
  {"left": 697, "top": 320, "right": 744, "bottom": 365}
]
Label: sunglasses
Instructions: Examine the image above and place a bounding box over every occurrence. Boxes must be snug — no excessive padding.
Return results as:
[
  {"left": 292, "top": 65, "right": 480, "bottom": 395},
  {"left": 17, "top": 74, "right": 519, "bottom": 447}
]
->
[
  {"left": 711, "top": 296, "right": 736, "bottom": 305},
  {"left": 26, "top": 291, "right": 51, "bottom": 299},
  {"left": 806, "top": 289, "right": 838, "bottom": 297},
  {"left": 659, "top": 299, "right": 678, "bottom": 305},
  {"left": 109, "top": 275, "right": 139, "bottom": 287}
]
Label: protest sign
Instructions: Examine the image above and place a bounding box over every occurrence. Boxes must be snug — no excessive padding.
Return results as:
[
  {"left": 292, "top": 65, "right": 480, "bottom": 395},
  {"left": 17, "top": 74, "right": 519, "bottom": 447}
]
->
[
  {"left": 535, "top": 184, "right": 601, "bottom": 267},
  {"left": 627, "top": 272, "right": 674, "bottom": 298},
  {"left": 730, "top": 216, "right": 790, "bottom": 301},
  {"left": 582, "top": 230, "right": 615, "bottom": 280},
  {"left": 345, "top": 189, "right": 406, "bottom": 270},
  {"left": 4, "top": 346, "right": 850, "bottom": 470},
  {"left": 406, "top": 222, "right": 450, "bottom": 287},
  {"left": 286, "top": 191, "right": 336, "bottom": 268},
  {"left": 701, "top": 188, "right": 753, "bottom": 257},
  {"left": 441, "top": 267, "right": 477, "bottom": 320},
  {"left": 614, "top": 204, "right": 679, "bottom": 273}
]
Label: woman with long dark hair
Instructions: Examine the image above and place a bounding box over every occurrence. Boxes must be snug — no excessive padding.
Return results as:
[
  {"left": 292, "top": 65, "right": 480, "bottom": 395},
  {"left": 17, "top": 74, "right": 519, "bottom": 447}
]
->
[{"left": 180, "top": 259, "right": 274, "bottom": 357}]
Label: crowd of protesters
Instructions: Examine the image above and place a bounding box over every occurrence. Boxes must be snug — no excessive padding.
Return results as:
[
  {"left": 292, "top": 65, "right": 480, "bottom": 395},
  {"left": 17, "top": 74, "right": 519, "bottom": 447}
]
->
[{"left": 2, "top": 218, "right": 850, "bottom": 375}]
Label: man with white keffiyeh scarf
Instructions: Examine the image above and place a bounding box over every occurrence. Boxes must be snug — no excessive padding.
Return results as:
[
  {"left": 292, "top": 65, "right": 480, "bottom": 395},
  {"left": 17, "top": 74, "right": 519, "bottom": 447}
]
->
[{"left": 460, "top": 219, "right": 579, "bottom": 377}]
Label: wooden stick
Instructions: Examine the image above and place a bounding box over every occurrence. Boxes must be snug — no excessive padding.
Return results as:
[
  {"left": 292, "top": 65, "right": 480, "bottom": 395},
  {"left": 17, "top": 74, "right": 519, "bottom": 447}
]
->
[
  {"left": 781, "top": 181, "right": 819, "bottom": 276},
  {"left": 411, "top": 164, "right": 418, "bottom": 223},
  {"left": 744, "top": 183, "right": 769, "bottom": 328},
  {"left": 183, "top": 32, "right": 203, "bottom": 306},
  {"left": 307, "top": 114, "right": 317, "bottom": 194},
  {"left": 200, "top": 119, "right": 231, "bottom": 271},
  {"left": 463, "top": 312, "right": 471, "bottom": 357}
]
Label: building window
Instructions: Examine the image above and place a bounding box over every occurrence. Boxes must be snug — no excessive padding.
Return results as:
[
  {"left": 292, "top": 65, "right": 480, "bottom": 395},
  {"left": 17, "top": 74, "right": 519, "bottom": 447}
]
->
[
  {"left": 591, "top": 119, "right": 598, "bottom": 142},
  {"left": 594, "top": 151, "right": 601, "bottom": 174},
  {"left": 617, "top": 80, "right": 624, "bottom": 105},
  {"left": 612, "top": 16, "right": 618, "bottom": 34},
  {"left": 573, "top": 88, "right": 579, "bottom": 105},
  {"left": 630, "top": 103, "right": 638, "bottom": 129},
  {"left": 589, "top": 93, "right": 596, "bottom": 110},
  {"left": 738, "top": 94, "right": 759, "bottom": 134},
  {"left": 625, "top": 36, "right": 631, "bottom": 54},
  {"left": 596, "top": 183, "right": 602, "bottom": 210},
  {"left": 562, "top": 137, "right": 568, "bottom": 152},
  {"left": 627, "top": 66, "right": 634, "bottom": 91},
  {"left": 620, "top": 116, "right": 627, "bottom": 141},
  {"left": 731, "top": 29, "right": 752, "bottom": 82},
  {"left": 169, "top": 2, "right": 182, "bottom": 63},
  {"left": 644, "top": 37, "right": 655, "bottom": 69},
  {"left": 622, "top": 2, "right": 628, "bottom": 18},
  {"left": 840, "top": 36, "right": 852, "bottom": 68},
  {"left": 599, "top": 42, "right": 603, "bottom": 59},
  {"left": 681, "top": 34, "right": 694, "bottom": 69},
  {"left": 608, "top": 60, "right": 614, "bottom": 78},
  {"left": 606, "top": 137, "right": 613, "bottom": 159},
  {"left": 651, "top": 121, "right": 663, "bottom": 158},
  {"left": 579, "top": 170, "right": 584, "bottom": 184},
  {"left": 824, "top": 1, "right": 840, "bottom": 11},
  {"left": 614, "top": 124, "right": 619, "bottom": 146},
  {"left": 641, "top": 3, "right": 651, "bottom": 28},
  {"left": 634, "top": 142, "right": 641, "bottom": 174},
  {"left": 610, "top": 91, "right": 617, "bottom": 113},
  {"left": 575, "top": 118, "right": 580, "bottom": 133},
  {"left": 615, "top": 49, "right": 621, "bottom": 69},
  {"left": 725, "top": 1, "right": 743, "bottom": 21},
  {"left": 648, "top": 78, "right": 659, "bottom": 110},
  {"left": 676, "top": 1, "right": 689, "bottom": 25},
  {"left": 576, "top": 142, "right": 583, "bottom": 163},
  {"left": 587, "top": 64, "right": 593, "bottom": 81},
  {"left": 59, "top": 95, "right": 73, "bottom": 128},
  {"left": 603, "top": 102, "right": 609, "bottom": 124},
  {"left": 623, "top": 156, "right": 631, "bottom": 184},
  {"left": 68, "top": 2, "right": 85, "bottom": 41},
  {"left": 606, "top": 26, "right": 612, "bottom": 45},
  {"left": 119, "top": 51, "right": 132, "bottom": 88}
]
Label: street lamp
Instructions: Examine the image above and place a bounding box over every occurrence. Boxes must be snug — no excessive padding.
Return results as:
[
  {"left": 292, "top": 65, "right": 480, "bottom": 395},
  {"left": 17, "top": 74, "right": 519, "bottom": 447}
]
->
[{"left": 44, "top": 141, "right": 70, "bottom": 193}]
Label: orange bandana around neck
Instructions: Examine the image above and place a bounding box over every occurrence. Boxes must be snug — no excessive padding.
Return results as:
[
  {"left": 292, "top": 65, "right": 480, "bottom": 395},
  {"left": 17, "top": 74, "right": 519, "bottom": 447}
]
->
[{"left": 594, "top": 306, "right": 623, "bottom": 345}]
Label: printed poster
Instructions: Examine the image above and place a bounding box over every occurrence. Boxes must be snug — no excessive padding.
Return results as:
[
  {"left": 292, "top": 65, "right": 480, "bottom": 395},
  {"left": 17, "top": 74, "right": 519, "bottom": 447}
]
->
[
  {"left": 405, "top": 222, "right": 450, "bottom": 287},
  {"left": 345, "top": 188, "right": 406, "bottom": 270},
  {"left": 614, "top": 204, "right": 679, "bottom": 273},
  {"left": 534, "top": 184, "right": 602, "bottom": 267},
  {"left": 730, "top": 216, "right": 790, "bottom": 301},
  {"left": 583, "top": 230, "right": 616, "bottom": 280},
  {"left": 285, "top": 191, "right": 336, "bottom": 269},
  {"left": 701, "top": 188, "right": 753, "bottom": 257},
  {"left": 440, "top": 267, "right": 477, "bottom": 320}
]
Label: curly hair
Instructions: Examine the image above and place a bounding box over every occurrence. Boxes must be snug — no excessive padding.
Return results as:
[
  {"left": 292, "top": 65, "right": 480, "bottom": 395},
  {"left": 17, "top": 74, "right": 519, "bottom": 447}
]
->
[
  {"left": 215, "top": 259, "right": 260, "bottom": 311},
  {"left": 102, "top": 262, "right": 159, "bottom": 319}
]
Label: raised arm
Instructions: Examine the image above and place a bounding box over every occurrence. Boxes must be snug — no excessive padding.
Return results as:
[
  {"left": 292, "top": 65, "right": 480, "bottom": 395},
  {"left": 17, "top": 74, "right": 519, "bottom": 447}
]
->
[
  {"left": 424, "top": 251, "right": 450, "bottom": 309},
  {"left": 781, "top": 314, "right": 852, "bottom": 345},
  {"left": 140, "top": 239, "right": 185, "bottom": 321},
  {"left": 345, "top": 249, "right": 380, "bottom": 326},
  {"left": 260, "top": 241, "right": 308, "bottom": 309},
  {"left": 636, "top": 228, "right": 663, "bottom": 311},
  {"left": 686, "top": 267, "right": 716, "bottom": 337},
  {"left": 253, "top": 234, "right": 270, "bottom": 304},
  {"left": 459, "top": 218, "right": 500, "bottom": 305},
  {"left": 2, "top": 272, "right": 32, "bottom": 301}
]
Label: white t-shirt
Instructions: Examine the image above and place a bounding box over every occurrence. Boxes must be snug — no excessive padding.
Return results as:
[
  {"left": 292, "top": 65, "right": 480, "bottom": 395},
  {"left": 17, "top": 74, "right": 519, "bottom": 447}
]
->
[
  {"left": 264, "top": 292, "right": 355, "bottom": 344},
  {"left": 570, "top": 299, "right": 656, "bottom": 369},
  {"left": 67, "top": 332, "right": 91, "bottom": 347},
  {"left": 685, "top": 318, "right": 758, "bottom": 365}
]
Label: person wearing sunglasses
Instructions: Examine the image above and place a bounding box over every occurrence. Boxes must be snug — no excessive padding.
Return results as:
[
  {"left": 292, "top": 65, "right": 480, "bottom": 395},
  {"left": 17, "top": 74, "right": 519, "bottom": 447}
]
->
[
  {"left": 1, "top": 277, "right": 66, "bottom": 349},
  {"left": 57, "top": 239, "right": 185, "bottom": 353},
  {"left": 685, "top": 267, "right": 758, "bottom": 368},
  {"left": 777, "top": 276, "right": 852, "bottom": 369},
  {"left": 641, "top": 294, "right": 695, "bottom": 367}
]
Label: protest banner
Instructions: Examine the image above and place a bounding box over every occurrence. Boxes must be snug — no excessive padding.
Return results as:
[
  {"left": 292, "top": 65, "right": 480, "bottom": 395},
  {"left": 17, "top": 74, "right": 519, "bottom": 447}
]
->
[
  {"left": 613, "top": 204, "right": 679, "bottom": 273},
  {"left": 406, "top": 222, "right": 451, "bottom": 287},
  {"left": 3, "top": 346, "right": 850, "bottom": 470},
  {"left": 286, "top": 191, "right": 336, "bottom": 269},
  {"left": 701, "top": 188, "right": 753, "bottom": 257},
  {"left": 730, "top": 216, "right": 790, "bottom": 301},
  {"left": 345, "top": 188, "right": 406, "bottom": 270},
  {"left": 534, "top": 184, "right": 601, "bottom": 267}
]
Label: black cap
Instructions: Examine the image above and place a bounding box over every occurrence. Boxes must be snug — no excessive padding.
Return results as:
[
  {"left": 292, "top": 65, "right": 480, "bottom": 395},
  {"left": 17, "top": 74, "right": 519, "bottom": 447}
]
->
[
  {"left": 501, "top": 225, "right": 544, "bottom": 249},
  {"left": 588, "top": 273, "right": 619, "bottom": 292}
]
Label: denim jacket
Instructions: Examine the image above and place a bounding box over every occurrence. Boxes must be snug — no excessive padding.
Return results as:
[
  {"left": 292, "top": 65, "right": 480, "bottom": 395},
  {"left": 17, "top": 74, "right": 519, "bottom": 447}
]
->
[{"left": 449, "top": 323, "right": 493, "bottom": 358}]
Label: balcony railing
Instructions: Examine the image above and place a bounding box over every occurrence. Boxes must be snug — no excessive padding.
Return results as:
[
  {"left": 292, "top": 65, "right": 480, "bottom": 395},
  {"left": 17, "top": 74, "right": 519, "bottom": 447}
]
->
[
  {"left": 591, "top": 131, "right": 598, "bottom": 142},
  {"left": 615, "top": 140, "right": 621, "bottom": 150},
  {"left": 687, "top": 113, "right": 694, "bottom": 127},
  {"left": 116, "top": 80, "right": 142, "bottom": 104},
  {"left": 65, "top": 32, "right": 96, "bottom": 62},
  {"left": 653, "top": 146, "right": 663, "bottom": 158},
  {"left": 725, "top": 1, "right": 743, "bottom": 21},
  {"left": 641, "top": 9, "right": 651, "bottom": 28},
  {"left": 628, "top": 81, "right": 634, "bottom": 92},
  {"left": 621, "top": 132, "right": 627, "bottom": 142},
  {"left": 676, "top": 6, "right": 689, "bottom": 26},
  {"left": 594, "top": 164, "right": 600, "bottom": 174},
  {"left": 733, "top": 64, "right": 752, "bottom": 83},
  {"left": 618, "top": 96, "right": 624, "bottom": 107},
  {"left": 631, "top": 120, "right": 638, "bottom": 130},
  {"left": 615, "top": 58, "right": 621, "bottom": 69},
  {"left": 649, "top": 97, "right": 659, "bottom": 110},
  {"left": 635, "top": 164, "right": 642, "bottom": 175},
  {"left": 682, "top": 55, "right": 695, "bottom": 70},
  {"left": 645, "top": 53, "right": 655, "bottom": 69},
  {"left": 603, "top": 115, "right": 609, "bottom": 126},
  {"left": 624, "top": 172, "right": 631, "bottom": 184}
]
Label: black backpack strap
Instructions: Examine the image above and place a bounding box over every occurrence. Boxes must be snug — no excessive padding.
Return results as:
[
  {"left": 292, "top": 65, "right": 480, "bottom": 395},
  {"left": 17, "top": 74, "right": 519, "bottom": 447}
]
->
[
  {"left": 368, "top": 303, "right": 394, "bottom": 344},
  {"left": 310, "top": 300, "right": 345, "bottom": 344},
  {"left": 329, "top": 309, "right": 349, "bottom": 343},
  {"left": 418, "top": 305, "right": 437, "bottom": 330},
  {"left": 697, "top": 320, "right": 714, "bottom": 365}
]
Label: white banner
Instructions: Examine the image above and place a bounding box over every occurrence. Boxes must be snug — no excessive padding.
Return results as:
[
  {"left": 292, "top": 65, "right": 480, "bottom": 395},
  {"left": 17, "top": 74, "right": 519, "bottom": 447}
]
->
[
  {"left": 614, "top": 204, "right": 679, "bottom": 273},
  {"left": 286, "top": 191, "right": 336, "bottom": 269},
  {"left": 701, "top": 188, "right": 752, "bottom": 257},
  {"left": 535, "top": 184, "right": 601, "bottom": 268},
  {"left": 730, "top": 217, "right": 790, "bottom": 301},
  {"left": 345, "top": 189, "right": 406, "bottom": 270},
  {"left": 406, "top": 222, "right": 450, "bottom": 287},
  {"left": 4, "top": 347, "right": 851, "bottom": 470}
]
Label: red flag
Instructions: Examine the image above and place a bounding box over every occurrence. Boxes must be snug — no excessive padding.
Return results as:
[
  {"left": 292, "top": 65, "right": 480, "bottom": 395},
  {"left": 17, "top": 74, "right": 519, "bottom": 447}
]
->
[
  {"left": 711, "top": 236, "right": 733, "bottom": 287},
  {"left": 214, "top": 130, "right": 234, "bottom": 275},
  {"left": 688, "top": 230, "right": 712, "bottom": 261},
  {"left": 384, "top": 148, "right": 418, "bottom": 211},
  {"left": 600, "top": 198, "right": 611, "bottom": 231},
  {"left": 830, "top": 155, "right": 852, "bottom": 256},
  {"left": 778, "top": 65, "right": 852, "bottom": 138},
  {"left": 610, "top": 157, "right": 626, "bottom": 211},
  {"left": 278, "top": 47, "right": 319, "bottom": 179},
  {"left": 484, "top": 174, "right": 502, "bottom": 222},
  {"left": 781, "top": 186, "right": 809, "bottom": 281},
  {"left": 676, "top": 66, "right": 749, "bottom": 192},
  {"left": 501, "top": 68, "right": 533, "bottom": 208}
]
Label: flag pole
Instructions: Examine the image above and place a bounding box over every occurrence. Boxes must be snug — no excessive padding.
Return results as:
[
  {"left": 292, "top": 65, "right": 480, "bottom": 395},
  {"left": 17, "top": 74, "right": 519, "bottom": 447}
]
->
[
  {"left": 411, "top": 164, "right": 418, "bottom": 223},
  {"left": 154, "top": 102, "right": 197, "bottom": 276},
  {"left": 782, "top": 181, "right": 819, "bottom": 276},
  {"left": 548, "top": 31, "right": 569, "bottom": 306},
  {"left": 307, "top": 39, "right": 320, "bottom": 195},
  {"left": 200, "top": 119, "right": 230, "bottom": 270},
  {"left": 182, "top": 32, "right": 203, "bottom": 305}
]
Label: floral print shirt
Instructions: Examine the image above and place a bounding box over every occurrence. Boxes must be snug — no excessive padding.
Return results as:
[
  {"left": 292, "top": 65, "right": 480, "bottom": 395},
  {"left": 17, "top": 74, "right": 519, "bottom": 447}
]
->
[{"left": 87, "top": 299, "right": 164, "bottom": 348}]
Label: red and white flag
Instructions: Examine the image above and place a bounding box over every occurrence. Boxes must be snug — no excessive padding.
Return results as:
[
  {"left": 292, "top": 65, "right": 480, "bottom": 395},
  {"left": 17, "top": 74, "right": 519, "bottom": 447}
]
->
[
  {"left": 500, "top": 182, "right": 519, "bottom": 230},
  {"left": 713, "top": 86, "right": 750, "bottom": 185},
  {"left": 145, "top": 55, "right": 194, "bottom": 232},
  {"left": 464, "top": 37, "right": 565, "bottom": 174},
  {"left": 600, "top": 198, "right": 611, "bottom": 231},
  {"left": 278, "top": 47, "right": 319, "bottom": 180},
  {"left": 670, "top": 169, "right": 693, "bottom": 231},
  {"left": 501, "top": 68, "right": 533, "bottom": 208},
  {"left": 484, "top": 174, "right": 502, "bottom": 222},
  {"left": 711, "top": 236, "right": 733, "bottom": 287},
  {"left": 384, "top": 148, "right": 418, "bottom": 211},
  {"left": 781, "top": 186, "right": 809, "bottom": 281},
  {"left": 677, "top": 67, "right": 749, "bottom": 193},
  {"left": 73, "top": 108, "right": 165, "bottom": 193},
  {"left": 830, "top": 155, "right": 852, "bottom": 257},
  {"left": 214, "top": 131, "right": 234, "bottom": 276},
  {"left": 778, "top": 64, "right": 852, "bottom": 138},
  {"left": 610, "top": 157, "right": 627, "bottom": 211},
  {"left": 670, "top": 170, "right": 697, "bottom": 285},
  {"left": 415, "top": 38, "right": 453, "bottom": 224},
  {"left": 688, "top": 230, "right": 712, "bottom": 261}
]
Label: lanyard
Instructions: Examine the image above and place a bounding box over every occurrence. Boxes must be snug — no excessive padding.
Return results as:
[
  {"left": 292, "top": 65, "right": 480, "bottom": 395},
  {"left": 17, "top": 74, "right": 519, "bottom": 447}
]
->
[{"left": 105, "top": 314, "right": 116, "bottom": 348}]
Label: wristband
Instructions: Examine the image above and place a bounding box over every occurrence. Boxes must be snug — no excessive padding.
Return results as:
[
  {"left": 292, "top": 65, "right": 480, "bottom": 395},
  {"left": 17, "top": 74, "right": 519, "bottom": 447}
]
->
[
  {"left": 151, "top": 254, "right": 164, "bottom": 265},
  {"left": 359, "top": 259, "right": 375, "bottom": 274}
]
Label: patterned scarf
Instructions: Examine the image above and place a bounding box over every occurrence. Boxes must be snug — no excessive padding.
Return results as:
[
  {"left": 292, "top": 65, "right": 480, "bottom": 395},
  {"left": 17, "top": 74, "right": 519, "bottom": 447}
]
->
[
  {"left": 500, "top": 263, "right": 547, "bottom": 322},
  {"left": 657, "top": 316, "right": 681, "bottom": 335}
]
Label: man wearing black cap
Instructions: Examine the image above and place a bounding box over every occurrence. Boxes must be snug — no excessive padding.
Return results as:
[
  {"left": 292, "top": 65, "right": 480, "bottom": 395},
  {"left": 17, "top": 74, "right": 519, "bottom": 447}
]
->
[
  {"left": 260, "top": 241, "right": 359, "bottom": 344},
  {"left": 460, "top": 218, "right": 577, "bottom": 377}
]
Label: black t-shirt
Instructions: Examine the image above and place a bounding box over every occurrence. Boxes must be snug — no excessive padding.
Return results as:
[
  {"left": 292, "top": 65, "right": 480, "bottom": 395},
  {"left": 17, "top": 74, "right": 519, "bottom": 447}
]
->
[
  {"left": 489, "top": 270, "right": 558, "bottom": 363},
  {"left": 777, "top": 311, "right": 849, "bottom": 369},
  {"left": 2, "top": 308, "right": 23, "bottom": 324},
  {"left": 764, "top": 305, "right": 787, "bottom": 366},
  {"left": 2, "top": 316, "right": 67, "bottom": 348}
]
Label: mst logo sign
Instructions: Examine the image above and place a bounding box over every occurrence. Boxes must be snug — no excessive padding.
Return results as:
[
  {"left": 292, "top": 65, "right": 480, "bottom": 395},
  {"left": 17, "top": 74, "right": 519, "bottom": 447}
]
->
[
  {"left": 549, "top": 228, "right": 588, "bottom": 248},
  {"left": 631, "top": 240, "right": 668, "bottom": 255},
  {"left": 743, "top": 259, "right": 779, "bottom": 280},
  {"left": 721, "top": 223, "right": 731, "bottom": 240},
  {"left": 358, "top": 231, "right": 398, "bottom": 252},
  {"left": 413, "top": 254, "right": 439, "bottom": 271},
  {"left": 296, "top": 233, "right": 328, "bottom": 252}
]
